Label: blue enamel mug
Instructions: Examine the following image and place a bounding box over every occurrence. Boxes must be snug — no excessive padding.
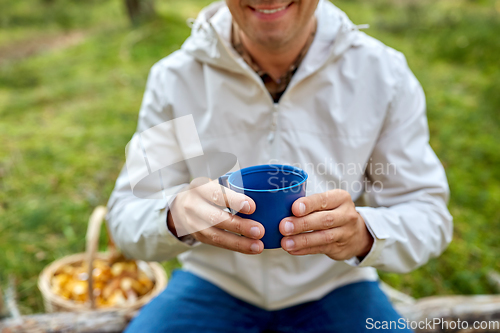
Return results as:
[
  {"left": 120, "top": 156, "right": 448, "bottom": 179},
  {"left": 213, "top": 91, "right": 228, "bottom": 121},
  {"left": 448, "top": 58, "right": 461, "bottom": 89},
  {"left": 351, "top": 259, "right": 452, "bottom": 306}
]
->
[{"left": 219, "top": 164, "right": 308, "bottom": 249}]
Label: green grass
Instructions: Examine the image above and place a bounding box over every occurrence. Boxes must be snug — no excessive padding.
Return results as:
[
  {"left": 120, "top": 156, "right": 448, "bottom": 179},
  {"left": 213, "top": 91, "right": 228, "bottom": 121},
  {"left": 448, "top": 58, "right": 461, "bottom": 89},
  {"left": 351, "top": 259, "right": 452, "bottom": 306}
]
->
[{"left": 0, "top": 0, "right": 499, "bottom": 313}]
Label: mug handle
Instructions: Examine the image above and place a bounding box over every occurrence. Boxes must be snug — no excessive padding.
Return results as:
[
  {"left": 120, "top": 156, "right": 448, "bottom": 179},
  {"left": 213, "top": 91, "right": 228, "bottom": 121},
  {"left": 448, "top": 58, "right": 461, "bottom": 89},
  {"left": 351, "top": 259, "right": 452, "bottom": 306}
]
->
[
  {"left": 218, "top": 172, "right": 235, "bottom": 214},
  {"left": 218, "top": 172, "right": 233, "bottom": 188}
]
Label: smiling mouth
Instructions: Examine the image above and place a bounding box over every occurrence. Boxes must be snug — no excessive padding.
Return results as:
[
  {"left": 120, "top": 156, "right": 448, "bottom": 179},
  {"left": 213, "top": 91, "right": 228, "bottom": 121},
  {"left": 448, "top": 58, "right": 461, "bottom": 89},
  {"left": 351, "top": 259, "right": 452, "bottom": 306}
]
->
[
  {"left": 250, "top": 3, "right": 293, "bottom": 15},
  {"left": 255, "top": 5, "right": 287, "bottom": 14}
]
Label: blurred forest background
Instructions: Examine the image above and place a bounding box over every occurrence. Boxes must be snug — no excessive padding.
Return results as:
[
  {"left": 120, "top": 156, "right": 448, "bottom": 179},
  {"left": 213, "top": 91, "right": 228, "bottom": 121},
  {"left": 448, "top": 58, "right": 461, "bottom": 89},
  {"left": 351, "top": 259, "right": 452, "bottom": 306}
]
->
[{"left": 0, "top": 0, "right": 499, "bottom": 314}]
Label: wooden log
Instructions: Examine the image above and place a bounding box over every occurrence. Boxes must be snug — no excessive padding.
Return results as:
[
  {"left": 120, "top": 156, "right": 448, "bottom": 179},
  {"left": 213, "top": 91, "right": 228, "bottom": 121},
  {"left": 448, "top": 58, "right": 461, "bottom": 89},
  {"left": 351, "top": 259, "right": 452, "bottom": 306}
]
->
[
  {"left": 5, "top": 276, "right": 21, "bottom": 324},
  {"left": 0, "top": 289, "right": 6, "bottom": 319},
  {"left": 0, "top": 310, "right": 136, "bottom": 333},
  {"left": 380, "top": 281, "right": 416, "bottom": 305},
  {"left": 487, "top": 270, "right": 500, "bottom": 293},
  {"left": 1, "top": 295, "right": 499, "bottom": 332},
  {"left": 396, "top": 295, "right": 500, "bottom": 333}
]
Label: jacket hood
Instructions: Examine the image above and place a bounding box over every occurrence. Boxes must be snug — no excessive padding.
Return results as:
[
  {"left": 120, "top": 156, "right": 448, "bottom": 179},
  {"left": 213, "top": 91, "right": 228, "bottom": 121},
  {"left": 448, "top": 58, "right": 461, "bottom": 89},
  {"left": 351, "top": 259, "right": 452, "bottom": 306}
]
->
[{"left": 181, "top": 0, "right": 364, "bottom": 77}]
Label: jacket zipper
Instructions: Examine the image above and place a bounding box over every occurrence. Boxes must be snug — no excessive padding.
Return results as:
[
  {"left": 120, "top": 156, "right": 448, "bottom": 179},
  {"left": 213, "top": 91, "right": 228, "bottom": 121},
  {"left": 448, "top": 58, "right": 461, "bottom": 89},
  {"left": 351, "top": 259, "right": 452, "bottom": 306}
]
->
[
  {"left": 262, "top": 250, "right": 269, "bottom": 308},
  {"left": 207, "top": 23, "right": 354, "bottom": 308},
  {"left": 267, "top": 104, "right": 279, "bottom": 144}
]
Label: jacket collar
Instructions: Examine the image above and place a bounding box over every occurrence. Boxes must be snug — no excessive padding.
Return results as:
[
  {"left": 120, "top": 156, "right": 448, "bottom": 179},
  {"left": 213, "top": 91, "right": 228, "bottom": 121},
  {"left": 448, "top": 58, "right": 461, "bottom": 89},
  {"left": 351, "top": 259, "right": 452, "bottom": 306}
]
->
[{"left": 181, "top": 0, "right": 362, "bottom": 87}]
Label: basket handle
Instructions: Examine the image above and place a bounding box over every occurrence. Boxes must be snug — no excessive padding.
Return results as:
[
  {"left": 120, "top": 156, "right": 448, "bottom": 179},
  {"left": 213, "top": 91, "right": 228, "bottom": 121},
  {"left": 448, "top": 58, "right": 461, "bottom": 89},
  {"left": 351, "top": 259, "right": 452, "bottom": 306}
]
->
[{"left": 85, "top": 206, "right": 114, "bottom": 309}]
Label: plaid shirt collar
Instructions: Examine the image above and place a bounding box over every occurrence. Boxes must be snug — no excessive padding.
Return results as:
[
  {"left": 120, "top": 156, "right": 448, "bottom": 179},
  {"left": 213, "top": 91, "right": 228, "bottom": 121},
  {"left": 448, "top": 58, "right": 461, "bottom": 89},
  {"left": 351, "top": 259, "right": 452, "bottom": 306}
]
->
[{"left": 231, "top": 20, "right": 317, "bottom": 103}]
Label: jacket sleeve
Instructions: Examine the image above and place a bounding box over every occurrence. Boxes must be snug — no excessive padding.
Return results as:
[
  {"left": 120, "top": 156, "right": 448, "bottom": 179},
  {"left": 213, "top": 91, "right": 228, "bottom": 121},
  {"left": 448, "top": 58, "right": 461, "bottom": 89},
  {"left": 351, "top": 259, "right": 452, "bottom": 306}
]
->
[
  {"left": 106, "top": 62, "right": 195, "bottom": 262},
  {"left": 349, "top": 53, "right": 453, "bottom": 273}
]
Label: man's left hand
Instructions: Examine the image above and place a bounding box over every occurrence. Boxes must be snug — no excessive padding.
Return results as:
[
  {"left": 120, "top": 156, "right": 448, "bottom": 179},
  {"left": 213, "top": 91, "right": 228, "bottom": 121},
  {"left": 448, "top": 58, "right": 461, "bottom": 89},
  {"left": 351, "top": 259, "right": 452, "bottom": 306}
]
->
[{"left": 279, "top": 190, "right": 374, "bottom": 260}]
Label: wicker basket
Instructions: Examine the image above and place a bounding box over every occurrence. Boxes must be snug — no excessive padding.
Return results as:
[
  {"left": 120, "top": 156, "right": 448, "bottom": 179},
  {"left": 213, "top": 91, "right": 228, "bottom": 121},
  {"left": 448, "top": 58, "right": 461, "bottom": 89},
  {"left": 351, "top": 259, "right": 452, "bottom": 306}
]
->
[{"left": 38, "top": 206, "right": 168, "bottom": 313}]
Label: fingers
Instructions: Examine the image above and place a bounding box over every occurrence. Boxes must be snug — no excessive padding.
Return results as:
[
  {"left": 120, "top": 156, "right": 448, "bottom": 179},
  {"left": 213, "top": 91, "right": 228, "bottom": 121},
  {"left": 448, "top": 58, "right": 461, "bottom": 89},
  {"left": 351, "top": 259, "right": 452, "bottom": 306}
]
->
[
  {"left": 180, "top": 195, "right": 263, "bottom": 238},
  {"left": 192, "top": 177, "right": 256, "bottom": 214},
  {"left": 195, "top": 227, "right": 264, "bottom": 255},
  {"left": 281, "top": 228, "right": 341, "bottom": 253},
  {"left": 215, "top": 214, "right": 265, "bottom": 240},
  {"left": 281, "top": 228, "right": 354, "bottom": 260},
  {"left": 279, "top": 207, "right": 352, "bottom": 236},
  {"left": 286, "top": 244, "right": 351, "bottom": 260},
  {"left": 198, "top": 200, "right": 264, "bottom": 239},
  {"left": 291, "top": 189, "right": 351, "bottom": 217}
]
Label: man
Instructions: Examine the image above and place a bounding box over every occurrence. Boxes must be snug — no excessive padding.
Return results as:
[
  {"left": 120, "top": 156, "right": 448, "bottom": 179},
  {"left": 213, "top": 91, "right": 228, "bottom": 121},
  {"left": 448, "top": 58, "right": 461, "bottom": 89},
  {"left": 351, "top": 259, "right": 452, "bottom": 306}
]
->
[{"left": 108, "top": 0, "right": 453, "bottom": 331}]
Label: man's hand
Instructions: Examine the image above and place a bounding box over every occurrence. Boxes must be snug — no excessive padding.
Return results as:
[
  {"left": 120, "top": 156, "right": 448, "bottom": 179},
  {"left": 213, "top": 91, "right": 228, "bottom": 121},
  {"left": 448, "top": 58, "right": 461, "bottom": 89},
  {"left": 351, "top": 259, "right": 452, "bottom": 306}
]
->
[
  {"left": 279, "top": 189, "right": 373, "bottom": 260},
  {"left": 167, "top": 177, "right": 265, "bottom": 255}
]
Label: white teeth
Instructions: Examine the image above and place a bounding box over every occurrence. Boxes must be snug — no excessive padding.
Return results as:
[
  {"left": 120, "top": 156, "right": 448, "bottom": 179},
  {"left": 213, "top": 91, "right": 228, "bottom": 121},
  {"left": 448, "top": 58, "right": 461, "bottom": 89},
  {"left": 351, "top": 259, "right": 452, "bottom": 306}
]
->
[{"left": 256, "top": 5, "right": 287, "bottom": 14}]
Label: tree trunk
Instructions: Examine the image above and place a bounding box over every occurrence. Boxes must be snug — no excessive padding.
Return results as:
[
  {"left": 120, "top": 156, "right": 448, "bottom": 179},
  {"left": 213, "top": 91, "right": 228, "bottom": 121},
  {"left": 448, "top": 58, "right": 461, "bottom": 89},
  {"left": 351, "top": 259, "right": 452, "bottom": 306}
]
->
[{"left": 124, "top": 0, "right": 155, "bottom": 25}]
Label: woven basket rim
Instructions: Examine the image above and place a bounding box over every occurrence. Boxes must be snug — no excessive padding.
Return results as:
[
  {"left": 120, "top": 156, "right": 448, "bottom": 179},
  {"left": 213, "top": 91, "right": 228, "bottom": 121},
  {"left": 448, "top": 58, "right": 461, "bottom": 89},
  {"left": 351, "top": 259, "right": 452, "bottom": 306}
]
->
[{"left": 38, "top": 251, "right": 167, "bottom": 312}]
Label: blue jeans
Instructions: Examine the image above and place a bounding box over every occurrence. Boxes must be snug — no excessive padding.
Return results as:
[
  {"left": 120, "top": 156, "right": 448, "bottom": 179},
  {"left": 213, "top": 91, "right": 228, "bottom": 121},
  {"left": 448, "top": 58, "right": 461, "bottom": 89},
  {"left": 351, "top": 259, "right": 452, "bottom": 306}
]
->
[{"left": 125, "top": 269, "right": 412, "bottom": 332}]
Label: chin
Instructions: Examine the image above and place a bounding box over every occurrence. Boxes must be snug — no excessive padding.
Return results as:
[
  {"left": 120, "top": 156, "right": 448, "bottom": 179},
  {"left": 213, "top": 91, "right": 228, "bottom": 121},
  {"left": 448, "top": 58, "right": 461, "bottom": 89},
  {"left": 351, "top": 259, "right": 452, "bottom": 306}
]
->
[{"left": 254, "top": 31, "right": 291, "bottom": 48}]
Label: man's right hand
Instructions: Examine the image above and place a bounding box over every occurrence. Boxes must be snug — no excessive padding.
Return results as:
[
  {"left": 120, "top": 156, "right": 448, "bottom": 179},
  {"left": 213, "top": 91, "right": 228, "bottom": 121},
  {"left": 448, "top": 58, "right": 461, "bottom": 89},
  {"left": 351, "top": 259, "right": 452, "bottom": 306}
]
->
[{"left": 167, "top": 177, "right": 264, "bottom": 254}]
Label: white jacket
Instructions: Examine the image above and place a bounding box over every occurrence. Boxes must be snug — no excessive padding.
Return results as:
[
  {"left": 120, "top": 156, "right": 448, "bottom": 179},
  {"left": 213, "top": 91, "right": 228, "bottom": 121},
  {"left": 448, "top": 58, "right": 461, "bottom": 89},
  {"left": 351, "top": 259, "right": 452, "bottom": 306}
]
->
[{"left": 107, "top": 0, "right": 453, "bottom": 310}]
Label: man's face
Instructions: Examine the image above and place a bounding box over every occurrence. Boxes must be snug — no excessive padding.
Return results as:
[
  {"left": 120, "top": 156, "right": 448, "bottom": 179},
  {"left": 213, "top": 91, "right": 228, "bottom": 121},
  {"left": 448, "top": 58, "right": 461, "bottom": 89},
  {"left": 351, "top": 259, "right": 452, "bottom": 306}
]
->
[{"left": 226, "top": 0, "right": 319, "bottom": 50}]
